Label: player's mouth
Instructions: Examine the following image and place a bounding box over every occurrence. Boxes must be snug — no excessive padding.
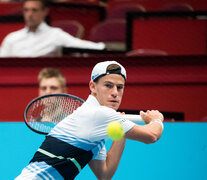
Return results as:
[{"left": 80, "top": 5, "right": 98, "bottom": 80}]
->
[{"left": 108, "top": 100, "right": 119, "bottom": 104}]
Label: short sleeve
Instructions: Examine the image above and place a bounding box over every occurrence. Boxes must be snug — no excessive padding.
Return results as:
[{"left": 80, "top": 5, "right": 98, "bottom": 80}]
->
[
  {"left": 120, "top": 116, "right": 136, "bottom": 133},
  {"left": 88, "top": 106, "right": 136, "bottom": 142},
  {"left": 92, "top": 145, "right": 107, "bottom": 161}
]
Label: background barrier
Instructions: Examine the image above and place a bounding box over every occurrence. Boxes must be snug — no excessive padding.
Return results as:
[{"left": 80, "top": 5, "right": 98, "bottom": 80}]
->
[{"left": 0, "top": 56, "right": 206, "bottom": 122}]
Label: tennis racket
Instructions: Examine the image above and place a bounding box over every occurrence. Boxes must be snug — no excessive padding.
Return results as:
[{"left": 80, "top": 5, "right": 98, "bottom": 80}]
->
[
  {"left": 24, "top": 94, "right": 85, "bottom": 135},
  {"left": 24, "top": 94, "right": 144, "bottom": 135}
]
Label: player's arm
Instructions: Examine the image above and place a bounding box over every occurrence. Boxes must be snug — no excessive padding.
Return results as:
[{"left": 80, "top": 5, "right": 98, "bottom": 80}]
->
[
  {"left": 89, "top": 138, "right": 126, "bottom": 180},
  {"left": 125, "top": 110, "right": 164, "bottom": 144},
  {"left": 57, "top": 29, "right": 105, "bottom": 50}
]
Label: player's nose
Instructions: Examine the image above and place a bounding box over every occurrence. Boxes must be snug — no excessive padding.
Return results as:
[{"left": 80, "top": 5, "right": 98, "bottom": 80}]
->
[{"left": 111, "top": 86, "right": 118, "bottom": 97}]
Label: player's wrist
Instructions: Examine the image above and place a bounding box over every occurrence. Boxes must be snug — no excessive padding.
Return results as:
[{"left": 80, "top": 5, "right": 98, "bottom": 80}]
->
[{"left": 149, "top": 119, "right": 164, "bottom": 129}]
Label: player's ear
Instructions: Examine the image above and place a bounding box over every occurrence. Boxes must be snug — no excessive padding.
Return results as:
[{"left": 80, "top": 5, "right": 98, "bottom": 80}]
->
[{"left": 89, "top": 80, "right": 96, "bottom": 94}]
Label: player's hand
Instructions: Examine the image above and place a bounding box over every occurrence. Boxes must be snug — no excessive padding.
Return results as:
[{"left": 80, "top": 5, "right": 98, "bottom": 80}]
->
[{"left": 140, "top": 110, "right": 164, "bottom": 124}]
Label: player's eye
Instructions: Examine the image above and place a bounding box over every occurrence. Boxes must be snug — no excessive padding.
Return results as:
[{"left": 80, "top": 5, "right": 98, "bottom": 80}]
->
[
  {"left": 23, "top": 8, "right": 39, "bottom": 13},
  {"left": 50, "top": 86, "right": 59, "bottom": 91},
  {"left": 117, "top": 85, "right": 124, "bottom": 90},
  {"left": 105, "top": 83, "right": 114, "bottom": 89},
  {"left": 23, "top": 8, "right": 28, "bottom": 13},
  {"left": 40, "top": 86, "right": 46, "bottom": 91},
  {"left": 32, "top": 8, "right": 39, "bottom": 13}
]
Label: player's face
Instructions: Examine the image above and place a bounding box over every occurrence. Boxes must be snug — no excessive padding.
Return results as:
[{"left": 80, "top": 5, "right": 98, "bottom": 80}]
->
[
  {"left": 23, "top": 1, "right": 47, "bottom": 31},
  {"left": 90, "top": 74, "right": 125, "bottom": 110},
  {"left": 39, "top": 77, "right": 66, "bottom": 96}
]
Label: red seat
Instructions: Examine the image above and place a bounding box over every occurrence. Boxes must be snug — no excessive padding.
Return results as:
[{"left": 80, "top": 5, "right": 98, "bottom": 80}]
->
[
  {"left": 52, "top": 20, "right": 85, "bottom": 38},
  {"left": 160, "top": 3, "right": 194, "bottom": 11},
  {"left": 107, "top": 3, "right": 146, "bottom": 20},
  {"left": 89, "top": 19, "right": 126, "bottom": 42},
  {"left": 89, "top": 19, "right": 126, "bottom": 50}
]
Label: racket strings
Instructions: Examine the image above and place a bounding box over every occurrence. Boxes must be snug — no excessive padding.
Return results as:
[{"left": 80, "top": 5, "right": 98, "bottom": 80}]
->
[{"left": 26, "top": 95, "right": 83, "bottom": 134}]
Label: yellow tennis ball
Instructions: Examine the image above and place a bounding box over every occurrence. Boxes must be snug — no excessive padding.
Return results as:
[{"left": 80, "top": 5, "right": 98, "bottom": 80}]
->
[{"left": 107, "top": 121, "right": 124, "bottom": 140}]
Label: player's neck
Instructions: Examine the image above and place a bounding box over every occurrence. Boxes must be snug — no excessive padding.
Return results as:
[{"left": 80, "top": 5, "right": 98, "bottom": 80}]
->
[
  {"left": 28, "top": 26, "right": 38, "bottom": 32},
  {"left": 28, "top": 23, "right": 42, "bottom": 32}
]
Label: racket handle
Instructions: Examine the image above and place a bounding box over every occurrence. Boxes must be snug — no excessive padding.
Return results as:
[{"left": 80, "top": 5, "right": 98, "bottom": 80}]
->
[{"left": 123, "top": 114, "right": 145, "bottom": 123}]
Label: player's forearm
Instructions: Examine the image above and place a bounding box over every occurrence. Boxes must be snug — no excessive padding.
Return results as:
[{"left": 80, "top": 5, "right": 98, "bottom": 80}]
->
[
  {"left": 104, "top": 137, "right": 126, "bottom": 179},
  {"left": 143, "top": 122, "right": 163, "bottom": 143},
  {"left": 89, "top": 138, "right": 126, "bottom": 180},
  {"left": 125, "top": 110, "right": 164, "bottom": 144},
  {"left": 125, "top": 122, "right": 163, "bottom": 144}
]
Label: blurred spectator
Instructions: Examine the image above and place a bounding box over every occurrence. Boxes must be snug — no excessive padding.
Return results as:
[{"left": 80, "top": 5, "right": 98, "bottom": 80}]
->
[
  {"left": 38, "top": 67, "right": 67, "bottom": 96},
  {"left": 0, "top": 0, "right": 105, "bottom": 57}
]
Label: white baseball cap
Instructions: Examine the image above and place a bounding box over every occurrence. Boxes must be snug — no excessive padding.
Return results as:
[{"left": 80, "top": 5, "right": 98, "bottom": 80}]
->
[{"left": 91, "top": 61, "right": 126, "bottom": 81}]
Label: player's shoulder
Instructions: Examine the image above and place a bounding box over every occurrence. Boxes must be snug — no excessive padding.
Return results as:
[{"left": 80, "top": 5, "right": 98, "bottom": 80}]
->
[
  {"left": 97, "top": 105, "right": 116, "bottom": 112},
  {"left": 3, "top": 28, "right": 25, "bottom": 41},
  {"left": 49, "top": 26, "right": 66, "bottom": 34},
  {"left": 49, "top": 26, "right": 74, "bottom": 38},
  {"left": 95, "top": 105, "right": 117, "bottom": 118}
]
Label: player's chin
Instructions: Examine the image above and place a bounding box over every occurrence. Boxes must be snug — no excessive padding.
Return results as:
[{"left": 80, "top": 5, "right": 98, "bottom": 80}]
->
[{"left": 107, "top": 103, "right": 120, "bottom": 110}]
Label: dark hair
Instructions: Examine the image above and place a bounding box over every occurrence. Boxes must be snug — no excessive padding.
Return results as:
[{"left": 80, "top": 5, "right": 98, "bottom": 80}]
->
[{"left": 24, "top": 0, "right": 49, "bottom": 9}]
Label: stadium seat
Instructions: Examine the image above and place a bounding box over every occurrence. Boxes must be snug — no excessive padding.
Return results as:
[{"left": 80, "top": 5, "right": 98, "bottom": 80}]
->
[
  {"left": 89, "top": 19, "right": 126, "bottom": 50},
  {"left": 160, "top": 3, "right": 194, "bottom": 11},
  {"left": 107, "top": 3, "right": 146, "bottom": 20},
  {"left": 52, "top": 20, "right": 85, "bottom": 38}
]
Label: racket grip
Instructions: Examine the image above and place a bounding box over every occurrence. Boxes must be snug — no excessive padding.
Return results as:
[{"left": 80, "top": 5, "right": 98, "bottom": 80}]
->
[{"left": 123, "top": 114, "right": 145, "bottom": 123}]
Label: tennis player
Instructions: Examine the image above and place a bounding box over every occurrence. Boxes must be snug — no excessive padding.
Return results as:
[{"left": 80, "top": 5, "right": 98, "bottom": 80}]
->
[{"left": 16, "top": 60, "right": 164, "bottom": 180}]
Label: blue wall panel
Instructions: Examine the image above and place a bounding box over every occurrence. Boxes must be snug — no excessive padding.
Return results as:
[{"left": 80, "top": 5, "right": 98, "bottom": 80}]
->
[{"left": 1, "top": 122, "right": 207, "bottom": 180}]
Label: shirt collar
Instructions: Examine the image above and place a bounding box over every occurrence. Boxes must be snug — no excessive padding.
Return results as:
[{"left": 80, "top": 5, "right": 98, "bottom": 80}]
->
[
  {"left": 25, "top": 22, "right": 49, "bottom": 34},
  {"left": 86, "top": 95, "right": 101, "bottom": 106}
]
